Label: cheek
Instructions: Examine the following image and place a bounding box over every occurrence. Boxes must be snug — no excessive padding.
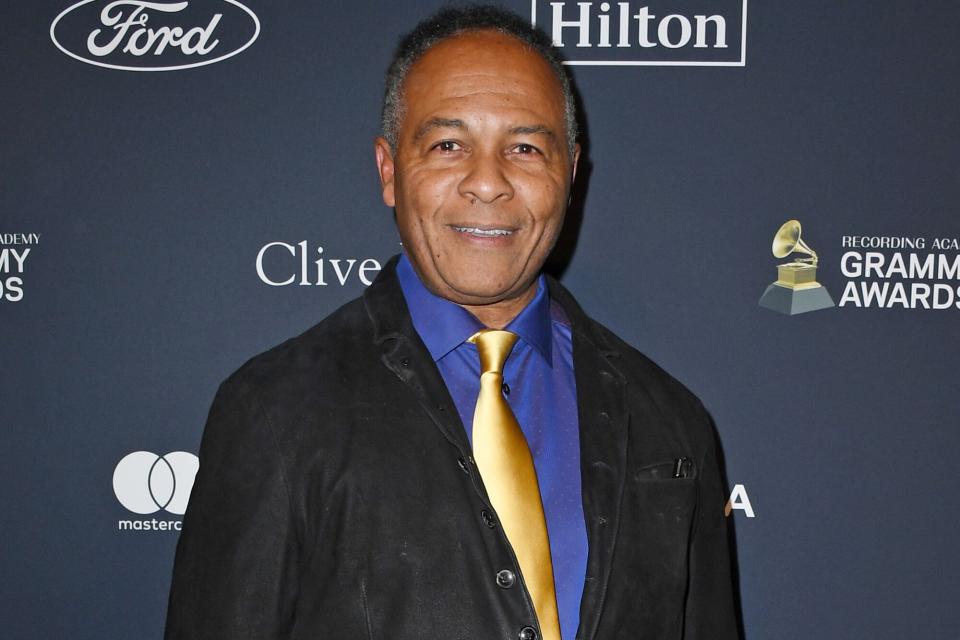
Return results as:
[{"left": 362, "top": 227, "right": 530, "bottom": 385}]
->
[
  {"left": 522, "top": 178, "right": 568, "bottom": 227},
  {"left": 402, "top": 168, "right": 457, "bottom": 211},
  {"left": 396, "top": 174, "right": 458, "bottom": 256}
]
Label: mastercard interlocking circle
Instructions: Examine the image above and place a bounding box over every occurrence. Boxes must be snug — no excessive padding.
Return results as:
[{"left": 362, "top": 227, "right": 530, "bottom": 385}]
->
[{"left": 113, "top": 451, "right": 199, "bottom": 515}]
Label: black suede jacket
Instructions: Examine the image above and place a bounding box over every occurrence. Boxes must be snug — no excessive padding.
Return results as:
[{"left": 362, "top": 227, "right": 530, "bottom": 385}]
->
[{"left": 165, "top": 256, "right": 739, "bottom": 640}]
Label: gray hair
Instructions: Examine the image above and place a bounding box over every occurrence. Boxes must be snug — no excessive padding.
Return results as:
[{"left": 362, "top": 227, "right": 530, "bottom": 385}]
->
[{"left": 381, "top": 4, "right": 578, "bottom": 157}]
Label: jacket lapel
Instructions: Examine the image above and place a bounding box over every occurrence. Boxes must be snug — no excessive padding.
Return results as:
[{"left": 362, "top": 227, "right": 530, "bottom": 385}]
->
[
  {"left": 548, "top": 278, "right": 630, "bottom": 640},
  {"left": 363, "top": 256, "right": 473, "bottom": 455}
]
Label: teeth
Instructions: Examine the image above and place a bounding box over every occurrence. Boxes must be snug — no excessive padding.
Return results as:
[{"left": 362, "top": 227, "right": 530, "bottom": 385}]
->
[{"left": 453, "top": 226, "right": 513, "bottom": 236}]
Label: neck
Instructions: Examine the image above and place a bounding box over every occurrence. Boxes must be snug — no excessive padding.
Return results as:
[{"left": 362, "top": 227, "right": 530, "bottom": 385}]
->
[{"left": 460, "top": 285, "right": 538, "bottom": 329}]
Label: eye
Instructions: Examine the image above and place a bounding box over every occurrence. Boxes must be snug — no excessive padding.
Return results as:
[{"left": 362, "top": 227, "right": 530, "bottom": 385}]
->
[
  {"left": 432, "top": 140, "right": 462, "bottom": 153},
  {"left": 511, "top": 143, "right": 541, "bottom": 155}
]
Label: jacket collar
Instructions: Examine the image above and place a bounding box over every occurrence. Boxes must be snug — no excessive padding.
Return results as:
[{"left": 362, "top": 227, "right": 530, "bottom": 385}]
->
[
  {"left": 364, "top": 256, "right": 472, "bottom": 456},
  {"left": 365, "top": 255, "right": 622, "bottom": 362},
  {"left": 364, "top": 255, "right": 416, "bottom": 346},
  {"left": 544, "top": 273, "right": 625, "bottom": 370}
]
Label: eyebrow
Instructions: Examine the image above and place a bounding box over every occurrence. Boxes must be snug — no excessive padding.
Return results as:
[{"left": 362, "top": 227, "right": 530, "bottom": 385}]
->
[
  {"left": 411, "top": 119, "right": 558, "bottom": 143},
  {"left": 508, "top": 124, "right": 557, "bottom": 141},
  {"left": 413, "top": 118, "right": 466, "bottom": 142}
]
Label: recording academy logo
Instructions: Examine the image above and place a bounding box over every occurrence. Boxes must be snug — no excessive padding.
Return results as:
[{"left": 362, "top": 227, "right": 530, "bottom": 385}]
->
[
  {"left": 756, "top": 222, "right": 960, "bottom": 312},
  {"left": 758, "top": 220, "right": 835, "bottom": 315},
  {"left": 531, "top": 0, "right": 748, "bottom": 66},
  {"left": 50, "top": 0, "right": 260, "bottom": 72},
  {"left": 113, "top": 451, "right": 198, "bottom": 531},
  {"left": 0, "top": 233, "right": 39, "bottom": 303},
  {"left": 837, "top": 234, "right": 960, "bottom": 310}
]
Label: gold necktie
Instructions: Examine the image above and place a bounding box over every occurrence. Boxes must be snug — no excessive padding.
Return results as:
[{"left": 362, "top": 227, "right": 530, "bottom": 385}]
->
[{"left": 469, "top": 329, "right": 561, "bottom": 640}]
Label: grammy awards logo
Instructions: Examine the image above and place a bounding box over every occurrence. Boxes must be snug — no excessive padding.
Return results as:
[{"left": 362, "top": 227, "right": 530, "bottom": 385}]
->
[{"left": 758, "top": 220, "right": 835, "bottom": 315}]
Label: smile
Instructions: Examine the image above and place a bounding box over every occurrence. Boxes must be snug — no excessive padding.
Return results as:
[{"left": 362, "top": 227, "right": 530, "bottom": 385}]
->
[{"left": 451, "top": 226, "right": 515, "bottom": 237}]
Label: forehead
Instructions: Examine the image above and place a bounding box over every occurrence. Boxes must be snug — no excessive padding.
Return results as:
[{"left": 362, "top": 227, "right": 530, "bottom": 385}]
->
[{"left": 400, "top": 30, "right": 566, "bottom": 133}]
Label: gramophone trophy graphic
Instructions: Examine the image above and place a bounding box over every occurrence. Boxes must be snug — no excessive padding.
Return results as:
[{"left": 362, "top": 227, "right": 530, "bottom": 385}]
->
[{"left": 758, "top": 220, "right": 835, "bottom": 315}]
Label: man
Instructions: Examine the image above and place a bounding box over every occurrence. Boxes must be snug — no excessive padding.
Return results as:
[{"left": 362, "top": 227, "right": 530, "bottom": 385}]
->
[{"left": 165, "top": 6, "right": 739, "bottom": 640}]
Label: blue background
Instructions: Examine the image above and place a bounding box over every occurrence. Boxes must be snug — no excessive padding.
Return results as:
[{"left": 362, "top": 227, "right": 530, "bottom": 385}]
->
[{"left": 2, "top": 1, "right": 958, "bottom": 638}]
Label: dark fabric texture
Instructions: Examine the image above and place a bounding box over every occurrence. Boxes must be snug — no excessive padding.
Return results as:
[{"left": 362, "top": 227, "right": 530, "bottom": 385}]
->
[{"left": 164, "top": 255, "right": 740, "bottom": 640}]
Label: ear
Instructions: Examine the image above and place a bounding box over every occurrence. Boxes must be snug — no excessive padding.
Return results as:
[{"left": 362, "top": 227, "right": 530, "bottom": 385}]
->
[
  {"left": 570, "top": 143, "right": 581, "bottom": 183},
  {"left": 374, "top": 137, "right": 396, "bottom": 207}
]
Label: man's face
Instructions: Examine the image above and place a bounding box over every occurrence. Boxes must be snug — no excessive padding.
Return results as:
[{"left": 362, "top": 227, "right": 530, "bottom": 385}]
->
[{"left": 375, "top": 30, "right": 579, "bottom": 312}]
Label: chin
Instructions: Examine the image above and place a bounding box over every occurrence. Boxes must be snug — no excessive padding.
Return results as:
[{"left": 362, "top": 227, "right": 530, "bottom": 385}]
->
[{"left": 443, "top": 274, "right": 529, "bottom": 304}]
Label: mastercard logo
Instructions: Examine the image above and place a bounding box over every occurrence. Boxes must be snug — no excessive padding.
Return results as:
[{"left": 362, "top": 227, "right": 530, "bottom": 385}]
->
[{"left": 112, "top": 451, "right": 199, "bottom": 515}]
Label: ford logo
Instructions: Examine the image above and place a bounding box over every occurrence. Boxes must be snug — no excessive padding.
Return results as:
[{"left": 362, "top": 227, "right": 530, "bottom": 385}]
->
[{"left": 50, "top": 0, "right": 260, "bottom": 71}]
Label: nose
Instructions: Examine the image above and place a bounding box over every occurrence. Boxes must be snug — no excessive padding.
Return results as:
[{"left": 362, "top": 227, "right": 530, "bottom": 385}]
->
[{"left": 457, "top": 150, "right": 514, "bottom": 204}]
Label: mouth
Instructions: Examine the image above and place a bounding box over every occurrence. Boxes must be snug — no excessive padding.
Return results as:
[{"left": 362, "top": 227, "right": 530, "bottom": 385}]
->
[{"left": 450, "top": 225, "right": 516, "bottom": 238}]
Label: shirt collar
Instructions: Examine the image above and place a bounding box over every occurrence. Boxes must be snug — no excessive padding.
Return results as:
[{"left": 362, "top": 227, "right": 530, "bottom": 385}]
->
[{"left": 396, "top": 253, "right": 553, "bottom": 366}]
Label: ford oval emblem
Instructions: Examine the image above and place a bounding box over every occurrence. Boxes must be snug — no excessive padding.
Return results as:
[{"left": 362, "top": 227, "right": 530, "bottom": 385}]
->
[{"left": 50, "top": 0, "right": 260, "bottom": 71}]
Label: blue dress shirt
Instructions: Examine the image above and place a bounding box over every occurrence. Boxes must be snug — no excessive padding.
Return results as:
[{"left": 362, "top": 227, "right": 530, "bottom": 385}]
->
[{"left": 396, "top": 254, "right": 587, "bottom": 640}]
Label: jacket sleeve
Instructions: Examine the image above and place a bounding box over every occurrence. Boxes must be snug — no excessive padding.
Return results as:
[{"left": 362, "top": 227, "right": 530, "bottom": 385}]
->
[
  {"left": 164, "top": 377, "right": 300, "bottom": 639},
  {"left": 683, "top": 404, "right": 741, "bottom": 640}
]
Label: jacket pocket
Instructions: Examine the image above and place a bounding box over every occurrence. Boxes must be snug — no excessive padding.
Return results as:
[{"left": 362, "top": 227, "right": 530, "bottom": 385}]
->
[
  {"left": 634, "top": 457, "right": 696, "bottom": 481},
  {"left": 610, "top": 458, "right": 698, "bottom": 631}
]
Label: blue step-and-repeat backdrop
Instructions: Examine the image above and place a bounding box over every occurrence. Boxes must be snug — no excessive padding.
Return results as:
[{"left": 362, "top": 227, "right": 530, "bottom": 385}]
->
[{"left": 3, "top": 1, "right": 958, "bottom": 638}]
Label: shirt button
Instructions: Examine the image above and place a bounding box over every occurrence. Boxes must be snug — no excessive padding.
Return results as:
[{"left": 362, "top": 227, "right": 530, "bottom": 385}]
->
[
  {"left": 481, "top": 509, "right": 496, "bottom": 528},
  {"left": 502, "top": 382, "right": 511, "bottom": 395},
  {"left": 518, "top": 626, "right": 537, "bottom": 640},
  {"left": 496, "top": 569, "right": 516, "bottom": 589}
]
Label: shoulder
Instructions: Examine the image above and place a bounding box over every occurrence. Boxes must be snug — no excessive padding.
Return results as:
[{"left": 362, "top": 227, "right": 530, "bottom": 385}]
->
[
  {"left": 584, "top": 314, "right": 717, "bottom": 459},
  {"left": 548, "top": 275, "right": 713, "bottom": 443},
  {"left": 590, "top": 317, "right": 705, "bottom": 415},
  {"left": 219, "top": 295, "right": 374, "bottom": 400},
  {"left": 207, "top": 256, "right": 415, "bottom": 432}
]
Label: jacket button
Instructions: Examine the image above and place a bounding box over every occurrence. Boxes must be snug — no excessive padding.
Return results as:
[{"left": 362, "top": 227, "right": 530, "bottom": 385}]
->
[
  {"left": 481, "top": 509, "right": 496, "bottom": 528},
  {"left": 457, "top": 456, "right": 470, "bottom": 474},
  {"left": 501, "top": 382, "right": 510, "bottom": 395},
  {"left": 496, "top": 569, "right": 515, "bottom": 588},
  {"left": 518, "top": 627, "right": 537, "bottom": 640}
]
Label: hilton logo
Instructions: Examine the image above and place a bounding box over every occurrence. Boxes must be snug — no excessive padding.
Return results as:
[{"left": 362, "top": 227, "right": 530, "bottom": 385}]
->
[{"left": 532, "top": 0, "right": 747, "bottom": 66}]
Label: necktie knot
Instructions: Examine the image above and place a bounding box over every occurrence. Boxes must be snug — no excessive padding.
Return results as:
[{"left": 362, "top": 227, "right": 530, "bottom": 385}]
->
[{"left": 469, "top": 329, "right": 518, "bottom": 375}]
